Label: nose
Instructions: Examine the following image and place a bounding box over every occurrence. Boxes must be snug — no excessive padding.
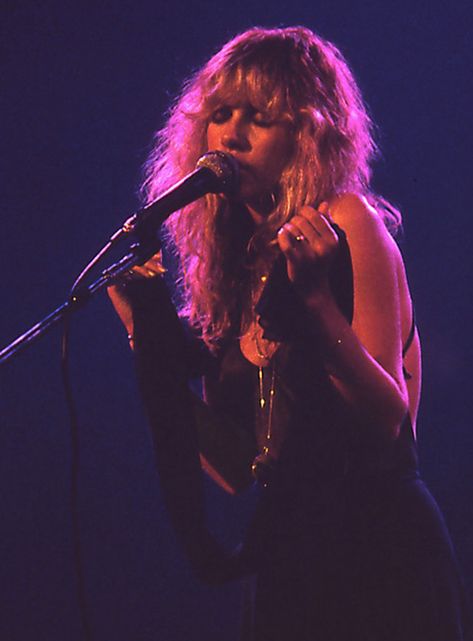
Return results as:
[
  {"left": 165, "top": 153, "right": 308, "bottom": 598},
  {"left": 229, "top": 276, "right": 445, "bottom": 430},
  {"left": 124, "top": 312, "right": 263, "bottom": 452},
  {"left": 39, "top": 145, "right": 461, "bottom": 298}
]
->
[{"left": 221, "top": 114, "right": 250, "bottom": 151}]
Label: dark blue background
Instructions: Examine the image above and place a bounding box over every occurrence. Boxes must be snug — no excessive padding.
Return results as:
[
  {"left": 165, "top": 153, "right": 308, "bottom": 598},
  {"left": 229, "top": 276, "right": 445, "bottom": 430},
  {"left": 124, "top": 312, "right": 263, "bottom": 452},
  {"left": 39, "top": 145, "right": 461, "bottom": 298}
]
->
[{"left": 1, "top": 1, "right": 472, "bottom": 639}]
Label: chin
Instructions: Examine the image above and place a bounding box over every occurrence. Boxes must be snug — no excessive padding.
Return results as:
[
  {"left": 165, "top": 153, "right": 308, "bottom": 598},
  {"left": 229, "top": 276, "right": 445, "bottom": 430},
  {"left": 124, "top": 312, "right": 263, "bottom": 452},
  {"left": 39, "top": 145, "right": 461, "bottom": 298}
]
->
[{"left": 238, "top": 182, "right": 267, "bottom": 203}]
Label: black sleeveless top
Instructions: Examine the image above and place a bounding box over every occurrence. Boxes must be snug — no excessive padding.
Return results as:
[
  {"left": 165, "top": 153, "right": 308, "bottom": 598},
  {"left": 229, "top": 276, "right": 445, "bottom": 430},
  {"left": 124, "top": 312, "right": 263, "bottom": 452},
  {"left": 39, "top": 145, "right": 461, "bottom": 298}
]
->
[
  {"left": 127, "top": 237, "right": 472, "bottom": 640},
  {"left": 203, "top": 224, "right": 419, "bottom": 490}
]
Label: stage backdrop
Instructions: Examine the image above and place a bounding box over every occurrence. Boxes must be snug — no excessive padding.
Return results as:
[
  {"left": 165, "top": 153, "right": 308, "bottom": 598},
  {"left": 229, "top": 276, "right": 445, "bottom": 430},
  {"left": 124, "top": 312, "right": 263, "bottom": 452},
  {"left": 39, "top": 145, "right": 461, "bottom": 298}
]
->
[{"left": 1, "top": 1, "right": 472, "bottom": 640}]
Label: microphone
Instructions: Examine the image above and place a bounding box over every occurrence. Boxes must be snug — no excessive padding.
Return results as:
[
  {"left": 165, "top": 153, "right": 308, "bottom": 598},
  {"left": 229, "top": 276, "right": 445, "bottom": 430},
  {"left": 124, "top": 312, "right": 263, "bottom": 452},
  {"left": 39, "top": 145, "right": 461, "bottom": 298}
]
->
[{"left": 130, "top": 151, "right": 240, "bottom": 243}]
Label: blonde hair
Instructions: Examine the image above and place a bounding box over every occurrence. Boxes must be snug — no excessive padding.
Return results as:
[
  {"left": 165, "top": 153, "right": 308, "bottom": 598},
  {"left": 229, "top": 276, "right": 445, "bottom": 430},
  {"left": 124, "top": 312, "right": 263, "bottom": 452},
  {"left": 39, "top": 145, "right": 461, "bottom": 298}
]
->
[{"left": 142, "top": 26, "right": 400, "bottom": 349}]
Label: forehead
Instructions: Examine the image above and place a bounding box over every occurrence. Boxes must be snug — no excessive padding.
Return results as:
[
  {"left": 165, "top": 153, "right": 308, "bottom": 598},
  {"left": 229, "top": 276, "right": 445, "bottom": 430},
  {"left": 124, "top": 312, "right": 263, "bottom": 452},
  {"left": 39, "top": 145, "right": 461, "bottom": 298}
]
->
[{"left": 205, "top": 64, "right": 290, "bottom": 116}]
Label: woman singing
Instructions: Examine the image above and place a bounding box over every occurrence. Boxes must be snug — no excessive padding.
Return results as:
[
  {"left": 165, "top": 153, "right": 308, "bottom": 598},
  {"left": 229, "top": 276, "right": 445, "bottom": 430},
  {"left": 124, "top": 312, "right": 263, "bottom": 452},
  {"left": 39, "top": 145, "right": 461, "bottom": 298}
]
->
[{"left": 109, "top": 26, "right": 471, "bottom": 641}]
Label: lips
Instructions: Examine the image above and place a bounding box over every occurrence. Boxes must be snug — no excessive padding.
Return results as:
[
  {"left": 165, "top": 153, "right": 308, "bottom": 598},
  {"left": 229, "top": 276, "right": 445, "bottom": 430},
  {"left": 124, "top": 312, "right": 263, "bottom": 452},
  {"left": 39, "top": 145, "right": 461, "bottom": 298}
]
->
[
  {"left": 224, "top": 154, "right": 251, "bottom": 173},
  {"left": 235, "top": 160, "right": 252, "bottom": 174}
]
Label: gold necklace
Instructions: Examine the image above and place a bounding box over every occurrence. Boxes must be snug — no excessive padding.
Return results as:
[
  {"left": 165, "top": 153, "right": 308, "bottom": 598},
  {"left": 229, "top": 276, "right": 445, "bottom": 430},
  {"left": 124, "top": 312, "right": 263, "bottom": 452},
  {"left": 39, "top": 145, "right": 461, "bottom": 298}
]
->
[
  {"left": 251, "top": 361, "right": 276, "bottom": 488},
  {"left": 252, "top": 319, "right": 278, "bottom": 364}
]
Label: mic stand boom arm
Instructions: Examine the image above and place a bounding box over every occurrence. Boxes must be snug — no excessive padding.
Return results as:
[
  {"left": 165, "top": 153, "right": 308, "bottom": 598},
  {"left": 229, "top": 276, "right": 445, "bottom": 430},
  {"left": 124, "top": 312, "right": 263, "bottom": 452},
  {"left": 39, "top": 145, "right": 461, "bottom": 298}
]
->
[
  {"left": 0, "top": 150, "right": 239, "bottom": 365},
  {"left": 0, "top": 157, "right": 205, "bottom": 365},
  {"left": 0, "top": 238, "right": 159, "bottom": 366}
]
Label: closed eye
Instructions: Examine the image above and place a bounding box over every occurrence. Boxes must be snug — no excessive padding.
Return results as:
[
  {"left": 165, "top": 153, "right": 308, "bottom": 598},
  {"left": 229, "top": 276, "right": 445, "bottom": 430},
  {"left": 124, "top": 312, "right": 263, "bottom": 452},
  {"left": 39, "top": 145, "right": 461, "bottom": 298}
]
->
[
  {"left": 209, "top": 106, "right": 232, "bottom": 124},
  {"left": 209, "top": 104, "right": 274, "bottom": 128},
  {"left": 250, "top": 110, "right": 273, "bottom": 128}
]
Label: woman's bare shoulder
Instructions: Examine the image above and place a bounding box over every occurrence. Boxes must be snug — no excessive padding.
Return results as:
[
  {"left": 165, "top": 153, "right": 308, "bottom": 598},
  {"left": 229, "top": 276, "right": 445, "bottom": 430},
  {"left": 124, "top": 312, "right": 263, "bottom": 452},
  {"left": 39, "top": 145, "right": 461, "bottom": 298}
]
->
[
  {"left": 329, "top": 192, "right": 416, "bottom": 355},
  {"left": 329, "top": 192, "right": 410, "bottom": 286},
  {"left": 329, "top": 193, "right": 394, "bottom": 243}
]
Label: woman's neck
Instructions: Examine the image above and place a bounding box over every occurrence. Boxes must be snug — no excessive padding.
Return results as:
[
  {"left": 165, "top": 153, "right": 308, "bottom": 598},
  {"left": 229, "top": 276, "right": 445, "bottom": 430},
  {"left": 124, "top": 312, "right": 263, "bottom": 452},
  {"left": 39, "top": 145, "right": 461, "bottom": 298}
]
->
[
  {"left": 246, "top": 204, "right": 266, "bottom": 226},
  {"left": 244, "top": 192, "right": 276, "bottom": 225}
]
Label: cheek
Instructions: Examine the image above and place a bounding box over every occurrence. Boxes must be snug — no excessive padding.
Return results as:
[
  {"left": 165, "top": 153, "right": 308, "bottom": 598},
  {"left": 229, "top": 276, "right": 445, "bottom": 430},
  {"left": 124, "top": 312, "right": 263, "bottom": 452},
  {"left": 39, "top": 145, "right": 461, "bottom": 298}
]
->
[
  {"left": 206, "top": 124, "right": 220, "bottom": 151},
  {"left": 264, "top": 135, "right": 293, "bottom": 179}
]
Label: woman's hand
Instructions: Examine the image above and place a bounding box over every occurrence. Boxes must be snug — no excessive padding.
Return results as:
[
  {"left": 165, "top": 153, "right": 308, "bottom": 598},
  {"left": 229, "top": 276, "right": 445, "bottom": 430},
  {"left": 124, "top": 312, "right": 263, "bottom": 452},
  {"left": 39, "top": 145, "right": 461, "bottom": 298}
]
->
[
  {"left": 280, "top": 193, "right": 411, "bottom": 439},
  {"left": 277, "top": 202, "right": 339, "bottom": 303},
  {"left": 107, "top": 252, "right": 165, "bottom": 348},
  {"left": 125, "top": 253, "right": 166, "bottom": 280}
]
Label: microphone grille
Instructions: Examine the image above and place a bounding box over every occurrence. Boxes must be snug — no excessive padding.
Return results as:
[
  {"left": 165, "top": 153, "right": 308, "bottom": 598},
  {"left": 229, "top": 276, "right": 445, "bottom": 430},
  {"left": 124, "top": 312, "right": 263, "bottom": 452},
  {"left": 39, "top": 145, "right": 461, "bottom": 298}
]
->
[{"left": 196, "top": 151, "right": 240, "bottom": 195}]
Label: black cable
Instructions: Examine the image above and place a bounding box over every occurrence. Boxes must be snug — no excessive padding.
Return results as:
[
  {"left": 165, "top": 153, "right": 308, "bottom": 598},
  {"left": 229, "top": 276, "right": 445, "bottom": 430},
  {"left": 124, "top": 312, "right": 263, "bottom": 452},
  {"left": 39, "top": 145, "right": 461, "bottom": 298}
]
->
[{"left": 61, "top": 308, "right": 93, "bottom": 641}]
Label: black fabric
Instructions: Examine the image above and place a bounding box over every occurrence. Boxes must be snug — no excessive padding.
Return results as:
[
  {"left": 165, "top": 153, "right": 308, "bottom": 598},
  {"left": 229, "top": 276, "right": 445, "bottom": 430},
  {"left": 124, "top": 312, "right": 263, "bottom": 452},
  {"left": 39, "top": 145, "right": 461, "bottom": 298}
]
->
[
  {"left": 402, "top": 306, "right": 416, "bottom": 358},
  {"left": 124, "top": 277, "right": 255, "bottom": 583},
  {"left": 255, "top": 223, "right": 353, "bottom": 342},
  {"left": 221, "top": 242, "right": 470, "bottom": 639},
  {"left": 124, "top": 277, "right": 236, "bottom": 583},
  {"left": 246, "top": 477, "right": 471, "bottom": 641},
  {"left": 215, "top": 340, "right": 472, "bottom": 640},
  {"left": 124, "top": 260, "right": 472, "bottom": 640}
]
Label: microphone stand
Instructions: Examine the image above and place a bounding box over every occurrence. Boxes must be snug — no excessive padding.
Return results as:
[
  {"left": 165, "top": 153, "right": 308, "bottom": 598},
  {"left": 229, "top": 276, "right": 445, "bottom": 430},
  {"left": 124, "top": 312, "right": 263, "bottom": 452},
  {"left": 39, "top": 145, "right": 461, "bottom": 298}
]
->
[
  {"left": 1, "top": 151, "right": 239, "bottom": 365},
  {"left": 0, "top": 218, "right": 158, "bottom": 365},
  {"left": 0, "top": 211, "right": 163, "bottom": 641}
]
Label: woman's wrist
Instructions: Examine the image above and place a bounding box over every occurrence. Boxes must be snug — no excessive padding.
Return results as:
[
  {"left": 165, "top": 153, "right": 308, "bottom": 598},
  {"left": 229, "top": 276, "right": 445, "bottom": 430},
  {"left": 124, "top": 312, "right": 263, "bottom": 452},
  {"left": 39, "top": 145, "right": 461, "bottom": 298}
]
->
[
  {"left": 300, "top": 287, "right": 357, "bottom": 368},
  {"left": 300, "top": 280, "right": 336, "bottom": 319}
]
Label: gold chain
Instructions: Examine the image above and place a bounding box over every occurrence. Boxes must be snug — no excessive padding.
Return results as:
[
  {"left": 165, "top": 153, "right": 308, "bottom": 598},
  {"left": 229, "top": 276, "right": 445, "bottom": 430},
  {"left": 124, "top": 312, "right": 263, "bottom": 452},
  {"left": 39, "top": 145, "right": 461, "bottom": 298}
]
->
[
  {"left": 253, "top": 323, "right": 275, "bottom": 361},
  {"left": 252, "top": 362, "right": 276, "bottom": 487},
  {"left": 250, "top": 273, "right": 278, "bottom": 486}
]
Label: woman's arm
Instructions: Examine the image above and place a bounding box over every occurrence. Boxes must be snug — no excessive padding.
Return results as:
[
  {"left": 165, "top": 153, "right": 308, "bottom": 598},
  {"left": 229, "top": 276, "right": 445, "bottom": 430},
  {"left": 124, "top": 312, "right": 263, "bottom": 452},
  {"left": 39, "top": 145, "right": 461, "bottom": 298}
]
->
[
  {"left": 108, "top": 274, "right": 254, "bottom": 580},
  {"left": 278, "top": 193, "right": 410, "bottom": 440},
  {"left": 107, "top": 253, "right": 166, "bottom": 350},
  {"left": 108, "top": 271, "right": 255, "bottom": 494}
]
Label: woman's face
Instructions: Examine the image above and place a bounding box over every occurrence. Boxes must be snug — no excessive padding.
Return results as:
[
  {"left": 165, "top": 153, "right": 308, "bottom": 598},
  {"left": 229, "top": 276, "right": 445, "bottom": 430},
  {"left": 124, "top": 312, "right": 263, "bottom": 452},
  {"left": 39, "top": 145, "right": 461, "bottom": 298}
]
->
[{"left": 206, "top": 101, "right": 294, "bottom": 217}]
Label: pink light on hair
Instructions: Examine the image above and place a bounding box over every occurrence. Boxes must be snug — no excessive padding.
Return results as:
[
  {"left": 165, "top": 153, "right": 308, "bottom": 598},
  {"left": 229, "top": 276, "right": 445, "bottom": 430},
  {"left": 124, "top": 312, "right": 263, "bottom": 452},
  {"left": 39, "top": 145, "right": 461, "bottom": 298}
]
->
[{"left": 141, "top": 26, "right": 401, "bottom": 349}]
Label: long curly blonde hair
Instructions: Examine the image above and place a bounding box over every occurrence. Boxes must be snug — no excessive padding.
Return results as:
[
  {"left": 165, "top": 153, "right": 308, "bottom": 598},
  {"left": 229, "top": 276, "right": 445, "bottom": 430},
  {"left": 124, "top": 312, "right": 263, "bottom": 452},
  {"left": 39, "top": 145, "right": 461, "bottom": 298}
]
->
[{"left": 141, "top": 26, "right": 400, "bottom": 350}]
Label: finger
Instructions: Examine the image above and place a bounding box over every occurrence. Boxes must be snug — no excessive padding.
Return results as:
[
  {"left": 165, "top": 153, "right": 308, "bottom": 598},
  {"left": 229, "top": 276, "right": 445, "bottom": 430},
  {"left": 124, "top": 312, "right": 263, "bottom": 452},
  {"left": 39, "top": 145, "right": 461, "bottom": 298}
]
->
[
  {"left": 146, "top": 254, "right": 167, "bottom": 273},
  {"left": 280, "top": 221, "right": 316, "bottom": 251},
  {"left": 294, "top": 216, "right": 323, "bottom": 240},
  {"left": 286, "top": 217, "right": 323, "bottom": 249},
  {"left": 281, "top": 217, "right": 338, "bottom": 268},
  {"left": 277, "top": 226, "right": 304, "bottom": 261},
  {"left": 278, "top": 227, "right": 301, "bottom": 278},
  {"left": 130, "top": 259, "right": 165, "bottom": 279},
  {"left": 316, "top": 214, "right": 338, "bottom": 244},
  {"left": 302, "top": 202, "right": 330, "bottom": 219},
  {"left": 317, "top": 201, "right": 336, "bottom": 226},
  {"left": 297, "top": 206, "right": 326, "bottom": 229},
  {"left": 130, "top": 265, "right": 154, "bottom": 278},
  {"left": 295, "top": 209, "right": 337, "bottom": 243}
]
